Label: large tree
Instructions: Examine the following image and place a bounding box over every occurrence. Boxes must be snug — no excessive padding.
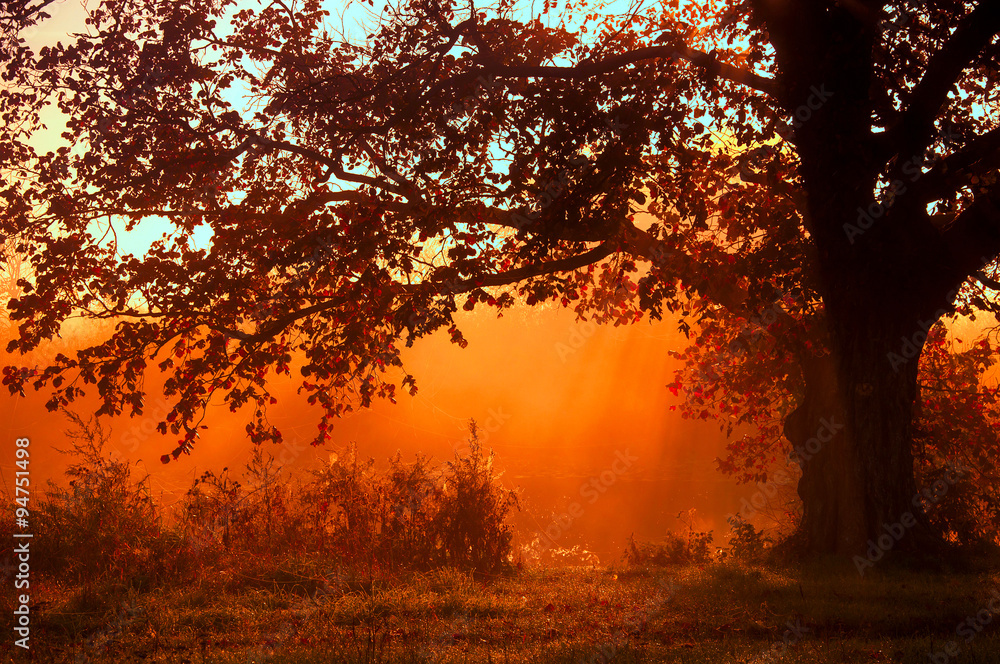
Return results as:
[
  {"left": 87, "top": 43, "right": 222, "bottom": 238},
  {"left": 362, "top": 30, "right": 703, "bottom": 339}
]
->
[{"left": 4, "top": 0, "right": 1000, "bottom": 558}]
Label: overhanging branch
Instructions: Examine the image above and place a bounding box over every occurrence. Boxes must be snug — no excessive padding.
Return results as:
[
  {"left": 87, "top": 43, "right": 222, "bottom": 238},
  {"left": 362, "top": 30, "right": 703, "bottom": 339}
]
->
[
  {"left": 446, "top": 242, "right": 617, "bottom": 292},
  {"left": 478, "top": 44, "right": 777, "bottom": 97},
  {"left": 223, "top": 242, "right": 619, "bottom": 344}
]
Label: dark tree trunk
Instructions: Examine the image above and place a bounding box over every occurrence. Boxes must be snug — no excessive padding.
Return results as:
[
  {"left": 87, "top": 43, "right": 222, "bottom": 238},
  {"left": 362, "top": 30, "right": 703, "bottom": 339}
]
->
[
  {"left": 783, "top": 349, "right": 865, "bottom": 554},
  {"left": 775, "top": 22, "right": 948, "bottom": 557},
  {"left": 751, "top": 0, "right": 997, "bottom": 563},
  {"left": 786, "top": 273, "right": 951, "bottom": 560}
]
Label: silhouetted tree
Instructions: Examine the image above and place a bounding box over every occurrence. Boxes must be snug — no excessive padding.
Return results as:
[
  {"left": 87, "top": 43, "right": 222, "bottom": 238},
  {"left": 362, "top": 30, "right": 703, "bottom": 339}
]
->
[{"left": 4, "top": 0, "right": 1000, "bottom": 558}]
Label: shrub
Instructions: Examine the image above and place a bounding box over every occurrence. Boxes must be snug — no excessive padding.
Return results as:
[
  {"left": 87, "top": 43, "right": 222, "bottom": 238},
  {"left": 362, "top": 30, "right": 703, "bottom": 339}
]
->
[
  {"left": 32, "top": 410, "right": 176, "bottom": 586},
  {"left": 293, "top": 421, "right": 519, "bottom": 576},
  {"left": 177, "top": 419, "right": 519, "bottom": 577},
  {"left": 624, "top": 512, "right": 714, "bottom": 566},
  {"left": 428, "top": 423, "right": 519, "bottom": 574},
  {"left": 723, "top": 514, "right": 773, "bottom": 563},
  {"left": 293, "top": 441, "right": 402, "bottom": 571},
  {"left": 180, "top": 446, "right": 291, "bottom": 559},
  {"left": 23, "top": 411, "right": 519, "bottom": 586}
]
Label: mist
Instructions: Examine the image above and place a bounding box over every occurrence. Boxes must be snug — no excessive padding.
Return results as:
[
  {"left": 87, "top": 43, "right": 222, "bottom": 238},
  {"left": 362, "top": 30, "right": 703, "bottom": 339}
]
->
[{"left": 1, "top": 304, "right": 761, "bottom": 564}]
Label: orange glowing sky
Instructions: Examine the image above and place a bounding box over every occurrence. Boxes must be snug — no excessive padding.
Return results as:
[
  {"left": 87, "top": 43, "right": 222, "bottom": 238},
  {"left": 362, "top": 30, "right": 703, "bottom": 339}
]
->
[{"left": 2, "top": 292, "right": 751, "bottom": 562}]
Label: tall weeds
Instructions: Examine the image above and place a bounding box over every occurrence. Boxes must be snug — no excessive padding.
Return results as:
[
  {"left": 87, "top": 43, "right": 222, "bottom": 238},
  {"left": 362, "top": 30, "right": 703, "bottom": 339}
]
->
[
  {"left": 23, "top": 412, "right": 520, "bottom": 590},
  {"left": 31, "top": 410, "right": 177, "bottom": 587},
  {"left": 180, "top": 421, "right": 520, "bottom": 577}
]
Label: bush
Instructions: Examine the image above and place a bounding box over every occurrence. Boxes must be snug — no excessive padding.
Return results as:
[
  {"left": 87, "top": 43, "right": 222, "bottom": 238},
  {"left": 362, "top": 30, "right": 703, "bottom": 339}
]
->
[
  {"left": 180, "top": 446, "right": 291, "bottom": 559},
  {"left": 22, "top": 412, "right": 520, "bottom": 586},
  {"left": 624, "top": 512, "right": 714, "bottom": 566},
  {"left": 723, "top": 514, "right": 773, "bottom": 563},
  {"left": 429, "top": 423, "right": 519, "bottom": 574},
  {"left": 178, "top": 419, "right": 519, "bottom": 577},
  {"left": 291, "top": 421, "right": 519, "bottom": 576},
  {"left": 32, "top": 410, "right": 177, "bottom": 586}
]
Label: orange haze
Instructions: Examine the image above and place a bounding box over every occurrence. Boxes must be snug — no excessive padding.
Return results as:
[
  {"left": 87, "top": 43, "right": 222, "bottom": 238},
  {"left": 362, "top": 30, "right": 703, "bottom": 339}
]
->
[{"left": 1, "top": 305, "right": 760, "bottom": 563}]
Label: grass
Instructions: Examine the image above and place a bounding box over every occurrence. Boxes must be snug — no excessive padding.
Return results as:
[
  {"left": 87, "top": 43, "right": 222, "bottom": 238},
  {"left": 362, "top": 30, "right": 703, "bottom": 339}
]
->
[{"left": 4, "top": 561, "right": 1000, "bottom": 663}]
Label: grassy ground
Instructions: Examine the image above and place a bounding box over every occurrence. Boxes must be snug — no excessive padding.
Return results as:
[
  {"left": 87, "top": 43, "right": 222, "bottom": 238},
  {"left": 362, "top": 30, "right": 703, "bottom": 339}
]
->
[{"left": 5, "top": 558, "right": 1000, "bottom": 664}]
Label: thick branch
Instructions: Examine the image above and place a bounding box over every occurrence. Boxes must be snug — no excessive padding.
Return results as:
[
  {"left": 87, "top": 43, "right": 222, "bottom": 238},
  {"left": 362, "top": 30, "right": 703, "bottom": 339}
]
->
[
  {"left": 620, "top": 224, "right": 805, "bottom": 350},
  {"left": 974, "top": 271, "right": 1000, "bottom": 292},
  {"left": 231, "top": 243, "right": 618, "bottom": 344},
  {"left": 915, "top": 127, "right": 1000, "bottom": 204},
  {"left": 448, "top": 242, "right": 616, "bottom": 292},
  {"left": 479, "top": 44, "right": 777, "bottom": 96},
  {"left": 449, "top": 202, "right": 805, "bottom": 348},
  {"left": 935, "top": 181, "right": 1000, "bottom": 294},
  {"left": 883, "top": 1, "right": 1000, "bottom": 162}
]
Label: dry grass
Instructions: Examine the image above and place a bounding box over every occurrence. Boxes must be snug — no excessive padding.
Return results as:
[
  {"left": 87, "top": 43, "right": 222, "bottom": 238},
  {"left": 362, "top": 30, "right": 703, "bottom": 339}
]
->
[{"left": 6, "top": 562, "right": 1000, "bottom": 663}]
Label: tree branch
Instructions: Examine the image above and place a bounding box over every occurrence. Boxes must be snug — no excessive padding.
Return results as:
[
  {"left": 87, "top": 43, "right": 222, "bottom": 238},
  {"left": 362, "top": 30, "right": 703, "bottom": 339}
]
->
[
  {"left": 445, "top": 242, "right": 617, "bottom": 292},
  {"left": 478, "top": 44, "right": 777, "bottom": 97},
  {"left": 243, "top": 131, "right": 410, "bottom": 197},
  {"left": 231, "top": 243, "right": 618, "bottom": 344},
  {"left": 882, "top": 1, "right": 1000, "bottom": 162},
  {"left": 915, "top": 127, "right": 1000, "bottom": 205},
  {"left": 2, "top": 0, "right": 58, "bottom": 23},
  {"left": 935, "top": 181, "right": 1000, "bottom": 294},
  {"left": 974, "top": 270, "right": 1000, "bottom": 292},
  {"left": 355, "top": 136, "right": 424, "bottom": 204}
]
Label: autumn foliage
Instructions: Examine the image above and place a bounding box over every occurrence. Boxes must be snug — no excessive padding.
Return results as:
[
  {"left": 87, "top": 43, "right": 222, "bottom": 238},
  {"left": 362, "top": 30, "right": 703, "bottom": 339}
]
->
[{"left": 6, "top": 0, "right": 1000, "bottom": 554}]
